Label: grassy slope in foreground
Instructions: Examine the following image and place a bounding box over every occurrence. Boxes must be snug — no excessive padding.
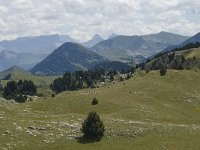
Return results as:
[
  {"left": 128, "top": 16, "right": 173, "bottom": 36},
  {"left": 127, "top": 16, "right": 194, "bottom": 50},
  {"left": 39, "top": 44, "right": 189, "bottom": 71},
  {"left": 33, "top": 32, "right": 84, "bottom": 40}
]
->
[{"left": 0, "top": 70, "right": 200, "bottom": 150}]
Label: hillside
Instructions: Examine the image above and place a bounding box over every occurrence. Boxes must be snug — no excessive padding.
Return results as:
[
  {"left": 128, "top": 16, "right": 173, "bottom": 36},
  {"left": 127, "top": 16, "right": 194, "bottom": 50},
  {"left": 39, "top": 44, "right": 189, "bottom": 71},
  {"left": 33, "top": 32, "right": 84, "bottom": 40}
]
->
[
  {"left": 145, "top": 46, "right": 200, "bottom": 70},
  {"left": 31, "top": 42, "right": 108, "bottom": 76},
  {"left": 0, "top": 50, "right": 47, "bottom": 71},
  {"left": 0, "top": 66, "right": 56, "bottom": 87},
  {"left": 0, "top": 34, "right": 75, "bottom": 54},
  {"left": 92, "top": 61, "right": 133, "bottom": 72},
  {"left": 0, "top": 70, "right": 200, "bottom": 149},
  {"left": 91, "top": 31, "right": 189, "bottom": 63}
]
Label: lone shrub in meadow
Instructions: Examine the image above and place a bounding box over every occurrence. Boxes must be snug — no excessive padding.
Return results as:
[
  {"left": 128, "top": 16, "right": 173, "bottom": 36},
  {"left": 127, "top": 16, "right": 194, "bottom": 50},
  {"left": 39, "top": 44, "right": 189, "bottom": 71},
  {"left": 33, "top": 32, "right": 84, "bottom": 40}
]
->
[
  {"left": 51, "top": 94, "right": 55, "bottom": 97},
  {"left": 81, "top": 112, "right": 105, "bottom": 140},
  {"left": 92, "top": 98, "right": 98, "bottom": 105},
  {"left": 160, "top": 68, "right": 167, "bottom": 76}
]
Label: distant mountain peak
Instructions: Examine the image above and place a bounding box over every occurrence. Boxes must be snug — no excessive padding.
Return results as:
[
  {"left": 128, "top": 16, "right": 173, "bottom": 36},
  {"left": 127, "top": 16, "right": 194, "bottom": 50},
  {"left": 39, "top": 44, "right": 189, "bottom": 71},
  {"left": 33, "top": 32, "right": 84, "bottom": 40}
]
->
[
  {"left": 82, "top": 34, "right": 104, "bottom": 48},
  {"left": 108, "top": 33, "right": 117, "bottom": 39},
  {"left": 90, "top": 34, "right": 103, "bottom": 42},
  {"left": 93, "top": 34, "right": 102, "bottom": 39},
  {"left": 159, "top": 31, "right": 170, "bottom": 34},
  {"left": 31, "top": 42, "right": 107, "bottom": 75},
  {"left": 157, "top": 31, "right": 183, "bottom": 36}
]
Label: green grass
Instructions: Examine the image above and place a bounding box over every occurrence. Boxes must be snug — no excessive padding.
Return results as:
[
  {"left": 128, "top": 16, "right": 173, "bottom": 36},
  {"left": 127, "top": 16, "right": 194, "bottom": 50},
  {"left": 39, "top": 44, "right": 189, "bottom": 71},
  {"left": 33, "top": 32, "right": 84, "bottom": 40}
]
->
[
  {"left": 0, "top": 70, "right": 200, "bottom": 149},
  {"left": 0, "top": 69, "right": 57, "bottom": 87},
  {"left": 183, "top": 47, "right": 200, "bottom": 59}
]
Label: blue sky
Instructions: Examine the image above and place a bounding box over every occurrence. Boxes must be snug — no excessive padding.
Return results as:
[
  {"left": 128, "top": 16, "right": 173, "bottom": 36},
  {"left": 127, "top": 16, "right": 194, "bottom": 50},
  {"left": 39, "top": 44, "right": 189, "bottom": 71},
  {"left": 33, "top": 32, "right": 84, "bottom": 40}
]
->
[{"left": 0, "top": 0, "right": 200, "bottom": 41}]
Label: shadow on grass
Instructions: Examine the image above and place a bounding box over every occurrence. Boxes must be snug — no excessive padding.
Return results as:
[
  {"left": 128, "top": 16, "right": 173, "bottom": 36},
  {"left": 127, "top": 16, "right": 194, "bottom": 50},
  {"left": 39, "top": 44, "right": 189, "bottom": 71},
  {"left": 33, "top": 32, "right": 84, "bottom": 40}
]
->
[{"left": 76, "top": 136, "right": 102, "bottom": 144}]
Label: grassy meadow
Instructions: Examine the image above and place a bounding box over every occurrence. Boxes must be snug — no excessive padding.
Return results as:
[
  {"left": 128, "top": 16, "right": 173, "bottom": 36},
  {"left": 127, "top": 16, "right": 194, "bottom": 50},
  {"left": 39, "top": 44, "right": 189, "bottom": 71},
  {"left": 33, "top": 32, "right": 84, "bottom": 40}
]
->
[
  {"left": 0, "top": 70, "right": 200, "bottom": 149},
  {"left": 0, "top": 69, "right": 57, "bottom": 87}
]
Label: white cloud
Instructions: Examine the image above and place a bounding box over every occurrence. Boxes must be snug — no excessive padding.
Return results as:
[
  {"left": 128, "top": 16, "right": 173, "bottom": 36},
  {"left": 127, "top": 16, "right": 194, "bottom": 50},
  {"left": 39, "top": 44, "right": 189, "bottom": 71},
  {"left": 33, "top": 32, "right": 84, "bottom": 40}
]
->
[{"left": 0, "top": 0, "right": 200, "bottom": 41}]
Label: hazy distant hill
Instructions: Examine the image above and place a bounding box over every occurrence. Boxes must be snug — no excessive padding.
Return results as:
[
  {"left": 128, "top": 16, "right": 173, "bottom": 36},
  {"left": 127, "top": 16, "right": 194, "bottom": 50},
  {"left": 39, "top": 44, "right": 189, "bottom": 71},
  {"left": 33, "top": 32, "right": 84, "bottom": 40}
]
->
[
  {"left": 0, "top": 66, "right": 56, "bottom": 86},
  {"left": 163, "top": 32, "right": 200, "bottom": 53},
  {"left": 0, "top": 34, "right": 75, "bottom": 54},
  {"left": 0, "top": 50, "right": 47, "bottom": 71},
  {"left": 82, "top": 34, "right": 104, "bottom": 48},
  {"left": 0, "top": 65, "right": 27, "bottom": 80},
  {"left": 92, "top": 31, "right": 189, "bottom": 63},
  {"left": 31, "top": 42, "right": 108, "bottom": 76}
]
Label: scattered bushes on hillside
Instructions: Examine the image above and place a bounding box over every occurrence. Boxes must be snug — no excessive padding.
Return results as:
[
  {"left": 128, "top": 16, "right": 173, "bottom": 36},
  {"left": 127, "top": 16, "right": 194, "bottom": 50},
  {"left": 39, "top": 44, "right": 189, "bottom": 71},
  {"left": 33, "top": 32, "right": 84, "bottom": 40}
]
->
[
  {"left": 153, "top": 42, "right": 200, "bottom": 61},
  {"left": 142, "top": 42, "right": 200, "bottom": 71},
  {"left": 3, "top": 80, "right": 37, "bottom": 103},
  {"left": 145, "top": 50, "right": 200, "bottom": 71},
  {"left": 81, "top": 112, "right": 105, "bottom": 140},
  {"left": 92, "top": 98, "right": 98, "bottom": 105}
]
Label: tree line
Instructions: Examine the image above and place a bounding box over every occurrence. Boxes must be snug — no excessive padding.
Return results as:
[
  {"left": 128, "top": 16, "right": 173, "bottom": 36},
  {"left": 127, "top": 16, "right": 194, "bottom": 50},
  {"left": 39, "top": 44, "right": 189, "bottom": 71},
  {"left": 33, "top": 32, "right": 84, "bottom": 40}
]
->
[{"left": 50, "top": 68, "right": 135, "bottom": 93}]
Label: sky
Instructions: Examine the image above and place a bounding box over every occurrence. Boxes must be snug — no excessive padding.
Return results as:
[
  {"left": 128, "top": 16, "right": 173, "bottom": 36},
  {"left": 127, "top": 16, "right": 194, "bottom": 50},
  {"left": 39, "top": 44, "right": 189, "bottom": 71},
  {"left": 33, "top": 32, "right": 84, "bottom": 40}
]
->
[{"left": 0, "top": 0, "right": 200, "bottom": 42}]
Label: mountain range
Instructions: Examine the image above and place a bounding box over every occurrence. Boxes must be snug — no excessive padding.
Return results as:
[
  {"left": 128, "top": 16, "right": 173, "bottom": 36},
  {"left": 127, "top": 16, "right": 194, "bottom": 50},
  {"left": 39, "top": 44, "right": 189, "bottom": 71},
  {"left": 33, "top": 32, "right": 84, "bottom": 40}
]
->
[
  {"left": 31, "top": 42, "right": 107, "bottom": 75},
  {"left": 0, "top": 34, "right": 75, "bottom": 54},
  {"left": 91, "top": 31, "right": 190, "bottom": 63},
  {"left": 1, "top": 31, "right": 200, "bottom": 75}
]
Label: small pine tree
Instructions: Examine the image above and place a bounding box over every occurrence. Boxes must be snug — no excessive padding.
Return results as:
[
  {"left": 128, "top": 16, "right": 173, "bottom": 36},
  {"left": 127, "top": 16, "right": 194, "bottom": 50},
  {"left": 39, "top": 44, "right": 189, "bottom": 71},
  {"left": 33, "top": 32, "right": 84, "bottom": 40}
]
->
[
  {"left": 146, "top": 69, "right": 150, "bottom": 74},
  {"left": 110, "top": 74, "right": 114, "bottom": 81},
  {"left": 51, "top": 94, "right": 55, "bottom": 97},
  {"left": 92, "top": 98, "right": 98, "bottom": 105},
  {"left": 14, "top": 94, "right": 27, "bottom": 103},
  {"left": 127, "top": 73, "right": 132, "bottom": 79},
  {"left": 81, "top": 112, "right": 105, "bottom": 140},
  {"left": 160, "top": 68, "right": 167, "bottom": 76},
  {"left": 0, "top": 81, "right": 3, "bottom": 91}
]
